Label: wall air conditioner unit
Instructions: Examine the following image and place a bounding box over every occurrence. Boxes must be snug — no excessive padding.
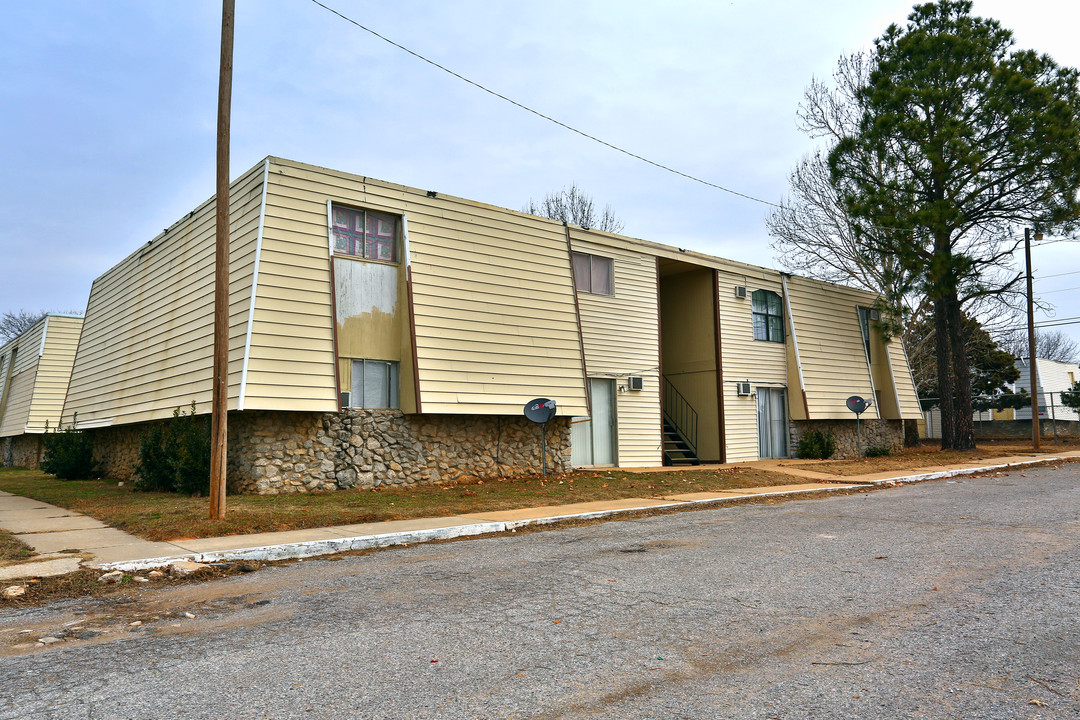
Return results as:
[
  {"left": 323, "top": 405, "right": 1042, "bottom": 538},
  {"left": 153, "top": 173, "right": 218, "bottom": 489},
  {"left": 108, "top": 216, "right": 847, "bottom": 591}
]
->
[
  {"left": 627, "top": 376, "right": 644, "bottom": 391},
  {"left": 734, "top": 285, "right": 748, "bottom": 299},
  {"left": 869, "top": 309, "right": 881, "bottom": 321},
  {"left": 339, "top": 391, "right": 351, "bottom": 409},
  {"left": 737, "top": 381, "right": 752, "bottom": 396}
]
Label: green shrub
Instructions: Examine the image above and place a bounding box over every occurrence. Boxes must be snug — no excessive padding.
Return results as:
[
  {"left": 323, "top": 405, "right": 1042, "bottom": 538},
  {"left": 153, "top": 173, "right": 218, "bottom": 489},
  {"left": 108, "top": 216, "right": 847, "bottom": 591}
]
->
[
  {"left": 134, "top": 403, "right": 211, "bottom": 496},
  {"left": 134, "top": 421, "right": 175, "bottom": 492},
  {"left": 864, "top": 445, "right": 891, "bottom": 457},
  {"left": 41, "top": 415, "right": 99, "bottom": 479},
  {"left": 172, "top": 407, "right": 211, "bottom": 496},
  {"left": 797, "top": 429, "right": 836, "bottom": 460}
]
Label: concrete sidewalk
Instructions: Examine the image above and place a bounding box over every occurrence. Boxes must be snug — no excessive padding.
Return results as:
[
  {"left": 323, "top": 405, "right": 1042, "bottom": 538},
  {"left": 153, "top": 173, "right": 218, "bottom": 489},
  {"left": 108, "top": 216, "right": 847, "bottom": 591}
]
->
[{"left": 2, "top": 451, "right": 1077, "bottom": 580}]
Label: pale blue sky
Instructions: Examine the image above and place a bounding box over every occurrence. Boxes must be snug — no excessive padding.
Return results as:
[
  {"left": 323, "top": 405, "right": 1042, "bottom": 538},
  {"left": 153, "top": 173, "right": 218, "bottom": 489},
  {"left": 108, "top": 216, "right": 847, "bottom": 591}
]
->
[{"left": 2, "top": 0, "right": 1078, "bottom": 344}]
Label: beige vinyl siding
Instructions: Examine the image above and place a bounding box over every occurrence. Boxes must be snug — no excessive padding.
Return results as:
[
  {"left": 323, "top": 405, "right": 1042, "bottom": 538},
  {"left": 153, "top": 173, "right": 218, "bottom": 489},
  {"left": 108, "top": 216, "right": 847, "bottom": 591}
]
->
[
  {"left": 571, "top": 232, "right": 661, "bottom": 466},
  {"left": 242, "top": 162, "right": 337, "bottom": 411},
  {"left": 0, "top": 319, "right": 47, "bottom": 437},
  {"left": 0, "top": 368, "right": 36, "bottom": 437},
  {"left": 25, "top": 316, "right": 83, "bottom": 432},
  {"left": 263, "top": 158, "right": 588, "bottom": 416},
  {"left": 717, "top": 268, "right": 788, "bottom": 462},
  {"left": 786, "top": 276, "right": 878, "bottom": 420},
  {"left": 63, "top": 163, "right": 266, "bottom": 426},
  {"left": 887, "top": 339, "right": 923, "bottom": 419},
  {"left": 10, "top": 322, "right": 45, "bottom": 376}
]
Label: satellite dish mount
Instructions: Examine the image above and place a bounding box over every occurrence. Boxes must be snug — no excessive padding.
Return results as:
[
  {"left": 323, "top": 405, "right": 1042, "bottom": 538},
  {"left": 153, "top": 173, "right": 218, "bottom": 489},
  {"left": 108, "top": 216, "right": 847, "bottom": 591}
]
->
[
  {"left": 524, "top": 398, "right": 557, "bottom": 477},
  {"left": 846, "top": 395, "right": 873, "bottom": 456}
]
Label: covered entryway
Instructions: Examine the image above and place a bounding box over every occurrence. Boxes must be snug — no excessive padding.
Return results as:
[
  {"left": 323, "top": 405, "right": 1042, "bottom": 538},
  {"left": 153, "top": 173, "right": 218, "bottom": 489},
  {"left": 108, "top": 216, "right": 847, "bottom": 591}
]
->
[{"left": 571, "top": 378, "right": 617, "bottom": 466}]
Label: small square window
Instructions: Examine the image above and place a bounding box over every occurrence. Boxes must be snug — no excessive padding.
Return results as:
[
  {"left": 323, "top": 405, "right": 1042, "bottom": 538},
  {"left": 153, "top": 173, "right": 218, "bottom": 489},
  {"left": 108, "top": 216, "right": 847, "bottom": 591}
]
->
[
  {"left": 331, "top": 204, "right": 399, "bottom": 263},
  {"left": 571, "top": 252, "right": 614, "bottom": 295}
]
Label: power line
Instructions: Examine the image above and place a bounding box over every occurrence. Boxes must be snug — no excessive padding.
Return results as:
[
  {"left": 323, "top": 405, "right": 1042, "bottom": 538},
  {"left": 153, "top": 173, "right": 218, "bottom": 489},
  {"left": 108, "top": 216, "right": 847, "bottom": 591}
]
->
[
  {"left": 1037, "top": 269, "right": 1080, "bottom": 280},
  {"left": 1038, "top": 285, "right": 1080, "bottom": 295},
  {"left": 308, "top": 0, "right": 781, "bottom": 208}
]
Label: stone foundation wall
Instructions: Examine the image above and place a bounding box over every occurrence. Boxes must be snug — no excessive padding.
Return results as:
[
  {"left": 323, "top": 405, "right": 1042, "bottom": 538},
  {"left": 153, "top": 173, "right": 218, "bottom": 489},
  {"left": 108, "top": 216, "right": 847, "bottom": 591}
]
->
[
  {"left": 229, "top": 410, "right": 571, "bottom": 494},
  {"left": 86, "top": 410, "right": 572, "bottom": 494},
  {"left": 1, "top": 435, "right": 43, "bottom": 468},
  {"left": 789, "top": 419, "right": 904, "bottom": 459},
  {"left": 89, "top": 424, "right": 147, "bottom": 481}
]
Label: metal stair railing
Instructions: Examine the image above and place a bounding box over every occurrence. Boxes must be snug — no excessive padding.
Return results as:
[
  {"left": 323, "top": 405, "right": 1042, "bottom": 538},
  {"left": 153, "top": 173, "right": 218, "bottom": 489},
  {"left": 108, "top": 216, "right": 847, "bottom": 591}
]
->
[{"left": 662, "top": 376, "right": 698, "bottom": 456}]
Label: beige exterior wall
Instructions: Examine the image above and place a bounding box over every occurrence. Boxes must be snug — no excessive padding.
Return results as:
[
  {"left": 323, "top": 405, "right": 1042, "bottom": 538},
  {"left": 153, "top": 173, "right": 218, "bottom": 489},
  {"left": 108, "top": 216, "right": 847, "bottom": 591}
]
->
[
  {"left": 717, "top": 268, "right": 789, "bottom": 462},
  {"left": 785, "top": 275, "right": 878, "bottom": 421},
  {"left": 56, "top": 154, "right": 922, "bottom": 467},
  {"left": 0, "top": 367, "right": 36, "bottom": 437},
  {"left": 241, "top": 161, "right": 337, "bottom": 411},
  {"left": 267, "top": 158, "right": 588, "bottom": 417},
  {"left": 26, "top": 315, "right": 83, "bottom": 432},
  {"left": 0, "top": 316, "right": 81, "bottom": 437},
  {"left": 64, "top": 162, "right": 267, "bottom": 427},
  {"left": 571, "top": 231, "right": 662, "bottom": 466}
]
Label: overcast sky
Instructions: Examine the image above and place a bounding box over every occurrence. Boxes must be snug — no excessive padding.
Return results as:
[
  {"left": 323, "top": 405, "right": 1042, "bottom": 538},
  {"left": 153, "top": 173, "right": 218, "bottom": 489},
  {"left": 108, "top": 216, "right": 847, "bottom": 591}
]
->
[{"left": 2, "top": 0, "right": 1079, "bottom": 347}]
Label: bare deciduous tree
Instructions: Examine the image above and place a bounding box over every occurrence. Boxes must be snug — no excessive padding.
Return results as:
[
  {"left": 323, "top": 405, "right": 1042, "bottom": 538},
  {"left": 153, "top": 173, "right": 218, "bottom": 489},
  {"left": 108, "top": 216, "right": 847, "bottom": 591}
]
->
[
  {"left": 768, "top": 53, "right": 927, "bottom": 337},
  {"left": 524, "top": 184, "right": 624, "bottom": 234},
  {"left": 996, "top": 328, "right": 1080, "bottom": 363},
  {"left": 0, "top": 310, "right": 47, "bottom": 342}
]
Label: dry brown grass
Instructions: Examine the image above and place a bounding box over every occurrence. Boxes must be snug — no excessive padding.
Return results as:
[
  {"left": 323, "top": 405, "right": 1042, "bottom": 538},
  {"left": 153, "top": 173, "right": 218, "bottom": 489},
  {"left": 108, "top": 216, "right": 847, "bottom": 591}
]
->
[
  {"left": 0, "top": 465, "right": 798, "bottom": 542},
  {"left": 0, "top": 529, "right": 34, "bottom": 566},
  {"left": 783, "top": 438, "right": 1080, "bottom": 476}
]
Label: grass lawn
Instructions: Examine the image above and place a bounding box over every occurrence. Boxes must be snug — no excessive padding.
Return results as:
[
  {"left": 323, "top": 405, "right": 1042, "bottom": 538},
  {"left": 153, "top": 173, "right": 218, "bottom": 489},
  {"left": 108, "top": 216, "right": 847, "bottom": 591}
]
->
[
  {"left": 780, "top": 438, "right": 1080, "bottom": 476},
  {"left": 0, "top": 529, "right": 34, "bottom": 566},
  {"left": 0, "top": 465, "right": 801, "bottom": 542}
]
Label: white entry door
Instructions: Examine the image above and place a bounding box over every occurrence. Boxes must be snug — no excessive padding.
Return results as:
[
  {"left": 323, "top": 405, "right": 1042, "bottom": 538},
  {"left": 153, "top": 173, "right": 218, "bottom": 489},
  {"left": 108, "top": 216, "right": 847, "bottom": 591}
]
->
[
  {"left": 571, "top": 378, "right": 616, "bottom": 466},
  {"left": 757, "top": 387, "right": 788, "bottom": 459}
]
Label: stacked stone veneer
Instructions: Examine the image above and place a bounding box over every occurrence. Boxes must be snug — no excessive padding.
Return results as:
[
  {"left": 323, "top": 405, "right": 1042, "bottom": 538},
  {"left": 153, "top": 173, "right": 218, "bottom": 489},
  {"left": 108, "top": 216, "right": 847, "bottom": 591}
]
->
[
  {"left": 1, "top": 435, "right": 42, "bottom": 469},
  {"left": 87, "top": 410, "right": 571, "bottom": 494},
  {"left": 88, "top": 424, "right": 146, "bottom": 481},
  {"left": 789, "top": 419, "right": 904, "bottom": 459}
]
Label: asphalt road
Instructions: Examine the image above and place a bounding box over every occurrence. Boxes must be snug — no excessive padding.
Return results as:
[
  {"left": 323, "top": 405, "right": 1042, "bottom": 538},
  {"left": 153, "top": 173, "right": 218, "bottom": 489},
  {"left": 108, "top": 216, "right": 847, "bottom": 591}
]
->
[{"left": 1, "top": 464, "right": 1079, "bottom": 719}]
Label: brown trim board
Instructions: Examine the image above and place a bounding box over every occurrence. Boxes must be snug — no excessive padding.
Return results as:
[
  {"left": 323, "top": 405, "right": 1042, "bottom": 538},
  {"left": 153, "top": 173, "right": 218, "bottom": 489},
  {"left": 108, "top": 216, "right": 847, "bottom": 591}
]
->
[
  {"left": 712, "top": 269, "right": 726, "bottom": 464},
  {"left": 564, "top": 224, "right": 591, "bottom": 419}
]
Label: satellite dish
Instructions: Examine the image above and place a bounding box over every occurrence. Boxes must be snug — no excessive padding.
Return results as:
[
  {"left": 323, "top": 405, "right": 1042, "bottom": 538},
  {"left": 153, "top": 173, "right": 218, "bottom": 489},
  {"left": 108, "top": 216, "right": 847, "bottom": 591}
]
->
[
  {"left": 846, "top": 395, "right": 871, "bottom": 415},
  {"left": 524, "top": 398, "right": 557, "bottom": 424},
  {"left": 524, "top": 398, "right": 557, "bottom": 478},
  {"left": 846, "top": 395, "right": 873, "bottom": 457}
]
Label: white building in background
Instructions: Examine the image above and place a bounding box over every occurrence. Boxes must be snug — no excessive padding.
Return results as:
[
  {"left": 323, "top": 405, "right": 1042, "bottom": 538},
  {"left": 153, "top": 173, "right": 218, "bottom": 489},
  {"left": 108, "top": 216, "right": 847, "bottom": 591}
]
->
[{"left": 1014, "top": 357, "right": 1080, "bottom": 423}]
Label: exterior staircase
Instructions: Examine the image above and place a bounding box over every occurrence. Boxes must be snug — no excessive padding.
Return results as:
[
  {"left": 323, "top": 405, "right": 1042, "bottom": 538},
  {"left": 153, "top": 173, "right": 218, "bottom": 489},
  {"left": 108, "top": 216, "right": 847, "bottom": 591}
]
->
[
  {"left": 662, "top": 377, "right": 701, "bottom": 466},
  {"left": 663, "top": 419, "right": 700, "bottom": 466}
]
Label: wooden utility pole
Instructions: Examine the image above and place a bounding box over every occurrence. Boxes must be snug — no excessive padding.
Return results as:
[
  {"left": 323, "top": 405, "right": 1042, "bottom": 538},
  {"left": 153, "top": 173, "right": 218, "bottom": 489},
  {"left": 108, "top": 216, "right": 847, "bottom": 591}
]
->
[
  {"left": 210, "top": 0, "right": 235, "bottom": 520},
  {"left": 1025, "top": 227, "right": 1041, "bottom": 451}
]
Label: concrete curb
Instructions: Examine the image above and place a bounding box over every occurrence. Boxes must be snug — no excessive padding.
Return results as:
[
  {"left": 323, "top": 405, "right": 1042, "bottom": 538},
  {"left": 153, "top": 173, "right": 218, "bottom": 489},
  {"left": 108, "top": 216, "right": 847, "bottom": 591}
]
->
[
  {"left": 863, "top": 457, "right": 1059, "bottom": 486},
  {"left": 97, "top": 485, "right": 859, "bottom": 572},
  {"left": 91, "top": 455, "right": 1072, "bottom": 573}
]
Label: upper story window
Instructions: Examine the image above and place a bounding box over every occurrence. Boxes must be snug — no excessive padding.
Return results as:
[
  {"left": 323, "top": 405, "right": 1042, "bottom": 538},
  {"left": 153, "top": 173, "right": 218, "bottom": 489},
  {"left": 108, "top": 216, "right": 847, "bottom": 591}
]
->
[
  {"left": 752, "top": 289, "right": 784, "bottom": 343},
  {"left": 332, "top": 204, "right": 399, "bottom": 263},
  {"left": 857, "top": 307, "right": 872, "bottom": 363},
  {"left": 572, "top": 252, "right": 613, "bottom": 295}
]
